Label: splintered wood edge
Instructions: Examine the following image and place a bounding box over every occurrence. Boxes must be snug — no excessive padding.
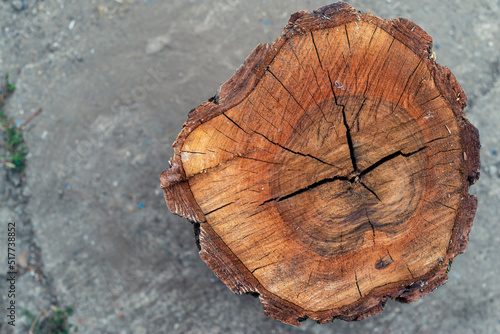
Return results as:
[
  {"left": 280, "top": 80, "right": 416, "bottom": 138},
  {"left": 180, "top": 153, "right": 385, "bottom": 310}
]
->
[{"left": 160, "top": 2, "right": 480, "bottom": 326}]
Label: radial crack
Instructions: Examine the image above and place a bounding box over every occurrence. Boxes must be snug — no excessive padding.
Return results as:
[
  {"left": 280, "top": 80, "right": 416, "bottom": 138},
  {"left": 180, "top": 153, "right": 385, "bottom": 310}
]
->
[
  {"left": 386, "top": 250, "right": 394, "bottom": 262},
  {"left": 360, "top": 146, "right": 428, "bottom": 177},
  {"left": 212, "top": 126, "right": 237, "bottom": 143},
  {"left": 393, "top": 58, "right": 423, "bottom": 112},
  {"left": 360, "top": 181, "right": 382, "bottom": 203},
  {"left": 223, "top": 113, "right": 249, "bottom": 134},
  {"left": 251, "top": 261, "right": 277, "bottom": 274},
  {"left": 180, "top": 151, "right": 206, "bottom": 155},
  {"left": 267, "top": 68, "right": 306, "bottom": 113},
  {"left": 312, "top": 29, "right": 358, "bottom": 175},
  {"left": 310, "top": 31, "right": 324, "bottom": 70},
  {"left": 342, "top": 109, "right": 358, "bottom": 172},
  {"left": 287, "top": 38, "right": 334, "bottom": 127},
  {"left": 354, "top": 272, "right": 362, "bottom": 298},
  {"left": 239, "top": 156, "right": 280, "bottom": 165},
  {"left": 254, "top": 130, "right": 337, "bottom": 167},
  {"left": 205, "top": 202, "right": 235, "bottom": 216},
  {"left": 260, "top": 175, "right": 349, "bottom": 206},
  {"left": 435, "top": 201, "right": 457, "bottom": 211},
  {"left": 406, "top": 264, "right": 415, "bottom": 279},
  {"left": 345, "top": 24, "right": 351, "bottom": 50},
  {"left": 366, "top": 210, "right": 376, "bottom": 247}
]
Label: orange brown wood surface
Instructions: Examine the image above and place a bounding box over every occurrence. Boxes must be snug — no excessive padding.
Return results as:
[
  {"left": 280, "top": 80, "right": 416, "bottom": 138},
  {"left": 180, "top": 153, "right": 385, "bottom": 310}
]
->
[{"left": 160, "top": 2, "right": 480, "bottom": 326}]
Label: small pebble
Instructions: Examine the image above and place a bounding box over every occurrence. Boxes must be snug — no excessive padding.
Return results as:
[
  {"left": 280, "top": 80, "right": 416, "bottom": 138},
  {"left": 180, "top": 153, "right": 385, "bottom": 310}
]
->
[
  {"left": 10, "top": 174, "right": 21, "bottom": 187},
  {"left": 48, "top": 42, "right": 60, "bottom": 52},
  {"left": 11, "top": 0, "right": 26, "bottom": 11},
  {"left": 490, "top": 165, "right": 498, "bottom": 177}
]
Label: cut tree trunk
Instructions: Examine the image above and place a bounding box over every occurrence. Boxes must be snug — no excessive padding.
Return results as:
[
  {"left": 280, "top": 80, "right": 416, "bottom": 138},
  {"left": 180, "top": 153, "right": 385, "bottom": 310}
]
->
[{"left": 160, "top": 2, "right": 480, "bottom": 326}]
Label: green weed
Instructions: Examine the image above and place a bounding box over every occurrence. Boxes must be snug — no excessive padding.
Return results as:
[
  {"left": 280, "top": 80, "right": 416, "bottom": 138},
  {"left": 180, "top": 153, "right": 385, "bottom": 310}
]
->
[
  {"left": 0, "top": 73, "right": 28, "bottom": 172},
  {"left": 22, "top": 306, "right": 79, "bottom": 334}
]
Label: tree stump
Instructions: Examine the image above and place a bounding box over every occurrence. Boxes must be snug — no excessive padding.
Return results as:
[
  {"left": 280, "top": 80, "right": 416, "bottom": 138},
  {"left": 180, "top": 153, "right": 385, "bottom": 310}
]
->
[{"left": 160, "top": 2, "right": 480, "bottom": 326}]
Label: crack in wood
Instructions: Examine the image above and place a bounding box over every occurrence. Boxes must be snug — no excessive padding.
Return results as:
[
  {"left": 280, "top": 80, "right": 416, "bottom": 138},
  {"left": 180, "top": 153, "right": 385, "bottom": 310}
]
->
[
  {"left": 238, "top": 156, "right": 281, "bottom": 165},
  {"left": 254, "top": 130, "right": 337, "bottom": 168},
  {"left": 205, "top": 202, "right": 235, "bottom": 216},
  {"left": 350, "top": 97, "right": 367, "bottom": 129},
  {"left": 426, "top": 135, "right": 451, "bottom": 145},
  {"left": 406, "top": 264, "right": 415, "bottom": 279},
  {"left": 369, "top": 38, "right": 396, "bottom": 119},
  {"left": 260, "top": 175, "right": 350, "bottom": 206},
  {"left": 345, "top": 25, "right": 351, "bottom": 50},
  {"left": 312, "top": 29, "right": 360, "bottom": 177},
  {"left": 354, "top": 271, "right": 363, "bottom": 298},
  {"left": 342, "top": 108, "right": 359, "bottom": 172},
  {"left": 211, "top": 123, "right": 238, "bottom": 143},
  {"left": 386, "top": 250, "right": 394, "bottom": 262},
  {"left": 258, "top": 249, "right": 276, "bottom": 261},
  {"left": 251, "top": 261, "right": 277, "bottom": 274},
  {"left": 419, "top": 93, "right": 442, "bottom": 106},
  {"left": 217, "top": 147, "right": 240, "bottom": 156},
  {"left": 359, "top": 146, "right": 428, "bottom": 177},
  {"left": 260, "top": 82, "right": 300, "bottom": 132},
  {"left": 366, "top": 210, "right": 376, "bottom": 247},
  {"left": 361, "top": 181, "right": 382, "bottom": 203},
  {"left": 181, "top": 151, "right": 206, "bottom": 155},
  {"left": 259, "top": 144, "right": 427, "bottom": 206},
  {"left": 435, "top": 201, "right": 458, "bottom": 211},
  {"left": 393, "top": 58, "right": 423, "bottom": 113},
  {"left": 310, "top": 31, "right": 323, "bottom": 70},
  {"left": 247, "top": 98, "right": 283, "bottom": 133},
  {"left": 287, "top": 38, "right": 334, "bottom": 128},
  {"left": 223, "top": 113, "right": 249, "bottom": 134},
  {"left": 267, "top": 68, "right": 307, "bottom": 114}
]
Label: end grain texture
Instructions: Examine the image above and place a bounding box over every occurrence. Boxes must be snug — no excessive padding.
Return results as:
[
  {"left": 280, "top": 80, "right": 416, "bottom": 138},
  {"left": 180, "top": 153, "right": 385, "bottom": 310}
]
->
[{"left": 160, "top": 2, "right": 480, "bottom": 326}]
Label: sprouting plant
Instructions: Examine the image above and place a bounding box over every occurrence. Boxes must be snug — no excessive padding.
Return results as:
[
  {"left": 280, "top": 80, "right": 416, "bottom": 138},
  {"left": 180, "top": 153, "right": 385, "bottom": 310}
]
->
[
  {"left": 0, "top": 73, "right": 29, "bottom": 172},
  {"left": 5, "top": 73, "right": 16, "bottom": 92},
  {"left": 22, "top": 306, "right": 79, "bottom": 334}
]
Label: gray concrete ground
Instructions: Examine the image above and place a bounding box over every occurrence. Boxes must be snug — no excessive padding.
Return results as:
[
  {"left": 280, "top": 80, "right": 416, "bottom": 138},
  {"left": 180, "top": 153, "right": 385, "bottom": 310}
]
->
[{"left": 0, "top": 0, "right": 499, "bottom": 333}]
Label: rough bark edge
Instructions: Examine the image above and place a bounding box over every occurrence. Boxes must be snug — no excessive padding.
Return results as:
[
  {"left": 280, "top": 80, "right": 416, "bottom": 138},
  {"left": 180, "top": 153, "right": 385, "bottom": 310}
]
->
[
  {"left": 160, "top": 154, "right": 206, "bottom": 223},
  {"left": 160, "top": 1, "right": 481, "bottom": 326},
  {"left": 451, "top": 121, "right": 480, "bottom": 257}
]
